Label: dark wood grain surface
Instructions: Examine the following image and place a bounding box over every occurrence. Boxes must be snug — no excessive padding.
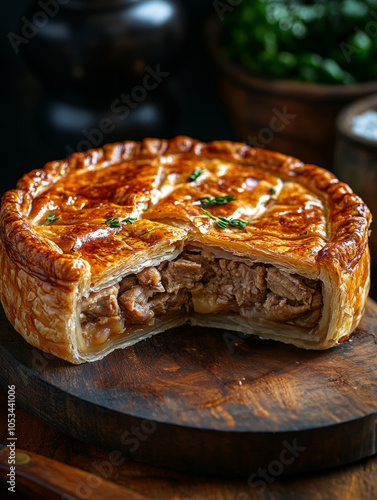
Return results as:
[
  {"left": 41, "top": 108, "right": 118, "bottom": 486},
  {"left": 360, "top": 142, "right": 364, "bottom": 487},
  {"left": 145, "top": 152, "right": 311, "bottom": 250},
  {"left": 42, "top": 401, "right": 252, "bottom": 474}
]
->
[
  {"left": 1, "top": 300, "right": 377, "bottom": 479},
  {"left": 0, "top": 445, "right": 151, "bottom": 500},
  {"left": 1, "top": 388, "right": 377, "bottom": 500}
]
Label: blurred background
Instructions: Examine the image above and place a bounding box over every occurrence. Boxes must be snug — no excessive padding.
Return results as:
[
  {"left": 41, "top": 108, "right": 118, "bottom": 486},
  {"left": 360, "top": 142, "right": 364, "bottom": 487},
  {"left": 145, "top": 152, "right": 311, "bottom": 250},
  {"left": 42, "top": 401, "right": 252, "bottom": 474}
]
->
[
  {"left": 0, "top": 0, "right": 231, "bottom": 194},
  {"left": 1, "top": 0, "right": 377, "bottom": 292}
]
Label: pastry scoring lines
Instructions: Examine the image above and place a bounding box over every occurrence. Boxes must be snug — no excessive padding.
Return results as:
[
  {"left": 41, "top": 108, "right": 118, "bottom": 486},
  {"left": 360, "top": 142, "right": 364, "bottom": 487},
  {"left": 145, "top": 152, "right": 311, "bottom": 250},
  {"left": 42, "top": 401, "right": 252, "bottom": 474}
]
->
[{"left": 29, "top": 155, "right": 329, "bottom": 243}]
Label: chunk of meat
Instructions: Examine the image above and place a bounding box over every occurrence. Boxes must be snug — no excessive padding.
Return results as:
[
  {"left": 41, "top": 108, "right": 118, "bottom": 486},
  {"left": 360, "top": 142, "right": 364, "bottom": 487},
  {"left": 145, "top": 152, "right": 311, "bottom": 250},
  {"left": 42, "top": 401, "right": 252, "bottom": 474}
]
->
[
  {"left": 149, "top": 290, "right": 189, "bottom": 316},
  {"left": 311, "top": 291, "right": 322, "bottom": 309},
  {"left": 216, "top": 259, "right": 239, "bottom": 277},
  {"left": 118, "top": 285, "right": 188, "bottom": 325},
  {"left": 137, "top": 267, "right": 164, "bottom": 292},
  {"left": 266, "top": 268, "right": 312, "bottom": 303},
  {"left": 118, "top": 285, "right": 154, "bottom": 324},
  {"left": 303, "top": 277, "right": 319, "bottom": 289},
  {"left": 192, "top": 261, "right": 236, "bottom": 313},
  {"left": 292, "top": 290, "right": 322, "bottom": 327},
  {"left": 292, "top": 307, "right": 322, "bottom": 328},
  {"left": 162, "top": 259, "right": 206, "bottom": 293},
  {"left": 119, "top": 275, "right": 138, "bottom": 295},
  {"left": 81, "top": 285, "right": 119, "bottom": 318},
  {"left": 195, "top": 260, "right": 267, "bottom": 313},
  {"left": 234, "top": 264, "right": 267, "bottom": 306},
  {"left": 259, "top": 292, "right": 310, "bottom": 322},
  {"left": 181, "top": 249, "right": 214, "bottom": 270}
]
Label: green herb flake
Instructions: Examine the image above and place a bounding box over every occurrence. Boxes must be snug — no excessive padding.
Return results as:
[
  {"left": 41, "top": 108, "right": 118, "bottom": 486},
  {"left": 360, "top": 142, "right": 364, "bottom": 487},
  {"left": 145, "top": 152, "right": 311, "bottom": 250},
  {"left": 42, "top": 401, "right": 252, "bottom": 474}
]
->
[
  {"left": 103, "top": 217, "right": 137, "bottom": 228},
  {"left": 269, "top": 187, "right": 276, "bottom": 195},
  {"left": 201, "top": 208, "right": 217, "bottom": 221},
  {"left": 201, "top": 208, "right": 252, "bottom": 231},
  {"left": 106, "top": 218, "right": 121, "bottom": 228},
  {"left": 216, "top": 220, "right": 228, "bottom": 229},
  {"left": 199, "top": 194, "right": 237, "bottom": 207},
  {"left": 188, "top": 167, "right": 204, "bottom": 182},
  {"left": 43, "top": 211, "right": 61, "bottom": 225},
  {"left": 121, "top": 217, "right": 137, "bottom": 224}
]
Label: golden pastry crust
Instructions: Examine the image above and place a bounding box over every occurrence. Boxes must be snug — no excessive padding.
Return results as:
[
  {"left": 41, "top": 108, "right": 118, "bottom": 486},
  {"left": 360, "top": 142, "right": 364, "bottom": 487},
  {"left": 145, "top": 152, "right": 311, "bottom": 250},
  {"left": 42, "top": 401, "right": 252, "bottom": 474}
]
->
[{"left": 0, "top": 136, "right": 371, "bottom": 363}]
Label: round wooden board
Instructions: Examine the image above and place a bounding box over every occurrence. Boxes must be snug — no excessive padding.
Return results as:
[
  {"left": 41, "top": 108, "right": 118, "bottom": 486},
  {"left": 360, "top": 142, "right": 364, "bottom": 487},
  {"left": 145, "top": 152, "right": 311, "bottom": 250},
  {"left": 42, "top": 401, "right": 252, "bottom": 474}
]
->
[{"left": 1, "top": 299, "right": 377, "bottom": 477}]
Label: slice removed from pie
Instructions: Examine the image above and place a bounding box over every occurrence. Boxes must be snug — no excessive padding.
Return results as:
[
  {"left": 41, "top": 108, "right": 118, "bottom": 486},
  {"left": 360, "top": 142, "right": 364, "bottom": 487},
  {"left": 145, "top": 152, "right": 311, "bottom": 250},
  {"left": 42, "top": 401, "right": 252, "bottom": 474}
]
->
[{"left": 0, "top": 137, "right": 371, "bottom": 363}]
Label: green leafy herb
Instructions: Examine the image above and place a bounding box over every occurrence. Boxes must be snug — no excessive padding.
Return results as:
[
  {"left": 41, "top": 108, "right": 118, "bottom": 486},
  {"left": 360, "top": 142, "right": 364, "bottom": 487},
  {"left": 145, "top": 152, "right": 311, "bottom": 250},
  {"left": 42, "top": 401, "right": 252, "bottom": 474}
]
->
[
  {"left": 199, "top": 194, "right": 237, "bottom": 208},
  {"left": 201, "top": 209, "right": 217, "bottom": 221},
  {"left": 188, "top": 167, "right": 204, "bottom": 182},
  {"left": 104, "top": 217, "right": 121, "bottom": 228},
  {"left": 43, "top": 211, "right": 61, "bottom": 225},
  {"left": 222, "top": 0, "right": 375, "bottom": 85},
  {"left": 201, "top": 209, "right": 252, "bottom": 230},
  {"left": 269, "top": 187, "right": 276, "bottom": 195},
  {"left": 103, "top": 217, "right": 137, "bottom": 228}
]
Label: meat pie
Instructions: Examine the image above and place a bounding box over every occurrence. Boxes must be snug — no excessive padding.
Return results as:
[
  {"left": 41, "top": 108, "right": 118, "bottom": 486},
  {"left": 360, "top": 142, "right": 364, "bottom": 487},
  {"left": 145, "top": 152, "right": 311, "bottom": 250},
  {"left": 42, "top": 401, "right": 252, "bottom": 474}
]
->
[{"left": 0, "top": 136, "right": 371, "bottom": 363}]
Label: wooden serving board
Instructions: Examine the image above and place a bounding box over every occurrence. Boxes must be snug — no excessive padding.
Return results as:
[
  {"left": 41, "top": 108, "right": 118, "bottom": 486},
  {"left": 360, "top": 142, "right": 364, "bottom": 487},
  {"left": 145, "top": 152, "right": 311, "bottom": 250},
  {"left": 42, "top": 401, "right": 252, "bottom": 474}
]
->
[{"left": 1, "top": 299, "right": 377, "bottom": 477}]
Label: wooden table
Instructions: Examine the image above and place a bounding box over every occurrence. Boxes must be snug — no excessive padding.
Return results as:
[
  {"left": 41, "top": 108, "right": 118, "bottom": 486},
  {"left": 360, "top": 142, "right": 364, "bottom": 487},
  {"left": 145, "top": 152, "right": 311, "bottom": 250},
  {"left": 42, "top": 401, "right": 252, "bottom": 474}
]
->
[{"left": 0, "top": 388, "right": 376, "bottom": 500}]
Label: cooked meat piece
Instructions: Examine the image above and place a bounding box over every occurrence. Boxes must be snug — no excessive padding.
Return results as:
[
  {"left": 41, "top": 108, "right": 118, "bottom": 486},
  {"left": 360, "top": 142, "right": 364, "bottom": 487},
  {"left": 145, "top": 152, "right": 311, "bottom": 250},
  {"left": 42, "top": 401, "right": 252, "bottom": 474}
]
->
[
  {"left": 147, "top": 293, "right": 170, "bottom": 316},
  {"left": 303, "top": 277, "right": 319, "bottom": 290},
  {"left": 137, "top": 267, "right": 164, "bottom": 292},
  {"left": 162, "top": 259, "right": 205, "bottom": 293},
  {"left": 149, "top": 290, "right": 189, "bottom": 316},
  {"left": 182, "top": 249, "right": 214, "bottom": 268},
  {"left": 205, "top": 260, "right": 237, "bottom": 305},
  {"left": 181, "top": 250, "right": 215, "bottom": 282},
  {"left": 81, "top": 285, "right": 119, "bottom": 318},
  {"left": 266, "top": 268, "right": 312, "bottom": 303},
  {"left": 217, "top": 259, "right": 239, "bottom": 277},
  {"left": 234, "top": 264, "right": 267, "bottom": 306},
  {"left": 192, "top": 279, "right": 236, "bottom": 314},
  {"left": 292, "top": 307, "right": 322, "bottom": 328},
  {"left": 218, "top": 283, "right": 236, "bottom": 304},
  {"left": 205, "top": 260, "right": 267, "bottom": 308},
  {"left": 119, "top": 275, "right": 138, "bottom": 295},
  {"left": 192, "top": 268, "right": 235, "bottom": 314},
  {"left": 259, "top": 292, "right": 310, "bottom": 322},
  {"left": 118, "top": 285, "right": 154, "bottom": 324},
  {"left": 311, "top": 291, "right": 322, "bottom": 309}
]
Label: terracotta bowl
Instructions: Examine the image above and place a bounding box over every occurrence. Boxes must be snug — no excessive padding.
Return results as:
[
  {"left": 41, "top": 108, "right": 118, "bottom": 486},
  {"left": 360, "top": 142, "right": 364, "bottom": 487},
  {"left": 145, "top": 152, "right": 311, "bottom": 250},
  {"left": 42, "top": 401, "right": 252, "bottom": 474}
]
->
[
  {"left": 205, "top": 16, "right": 377, "bottom": 169},
  {"left": 334, "top": 94, "right": 377, "bottom": 261}
]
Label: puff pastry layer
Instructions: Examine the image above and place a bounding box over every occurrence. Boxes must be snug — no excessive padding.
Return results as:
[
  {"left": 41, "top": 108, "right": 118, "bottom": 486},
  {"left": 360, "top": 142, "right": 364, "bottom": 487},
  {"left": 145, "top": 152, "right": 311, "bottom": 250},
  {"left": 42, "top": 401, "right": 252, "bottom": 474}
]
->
[{"left": 0, "top": 136, "right": 371, "bottom": 363}]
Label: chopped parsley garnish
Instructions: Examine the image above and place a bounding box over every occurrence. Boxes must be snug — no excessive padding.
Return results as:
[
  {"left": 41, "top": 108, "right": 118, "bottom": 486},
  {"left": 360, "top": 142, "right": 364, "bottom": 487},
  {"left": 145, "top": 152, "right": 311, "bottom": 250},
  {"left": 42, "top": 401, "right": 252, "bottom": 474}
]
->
[
  {"left": 188, "top": 167, "right": 204, "bottom": 182},
  {"left": 43, "top": 211, "right": 61, "bottom": 225},
  {"left": 199, "top": 194, "right": 237, "bottom": 208},
  {"left": 201, "top": 208, "right": 252, "bottom": 230},
  {"left": 103, "top": 217, "right": 137, "bottom": 228},
  {"left": 269, "top": 187, "right": 276, "bottom": 195}
]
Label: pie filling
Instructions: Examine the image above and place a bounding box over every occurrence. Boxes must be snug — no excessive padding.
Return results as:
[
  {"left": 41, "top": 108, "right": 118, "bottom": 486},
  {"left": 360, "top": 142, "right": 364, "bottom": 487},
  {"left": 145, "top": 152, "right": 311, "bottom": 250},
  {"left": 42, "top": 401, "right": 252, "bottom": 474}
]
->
[{"left": 79, "top": 247, "right": 323, "bottom": 348}]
